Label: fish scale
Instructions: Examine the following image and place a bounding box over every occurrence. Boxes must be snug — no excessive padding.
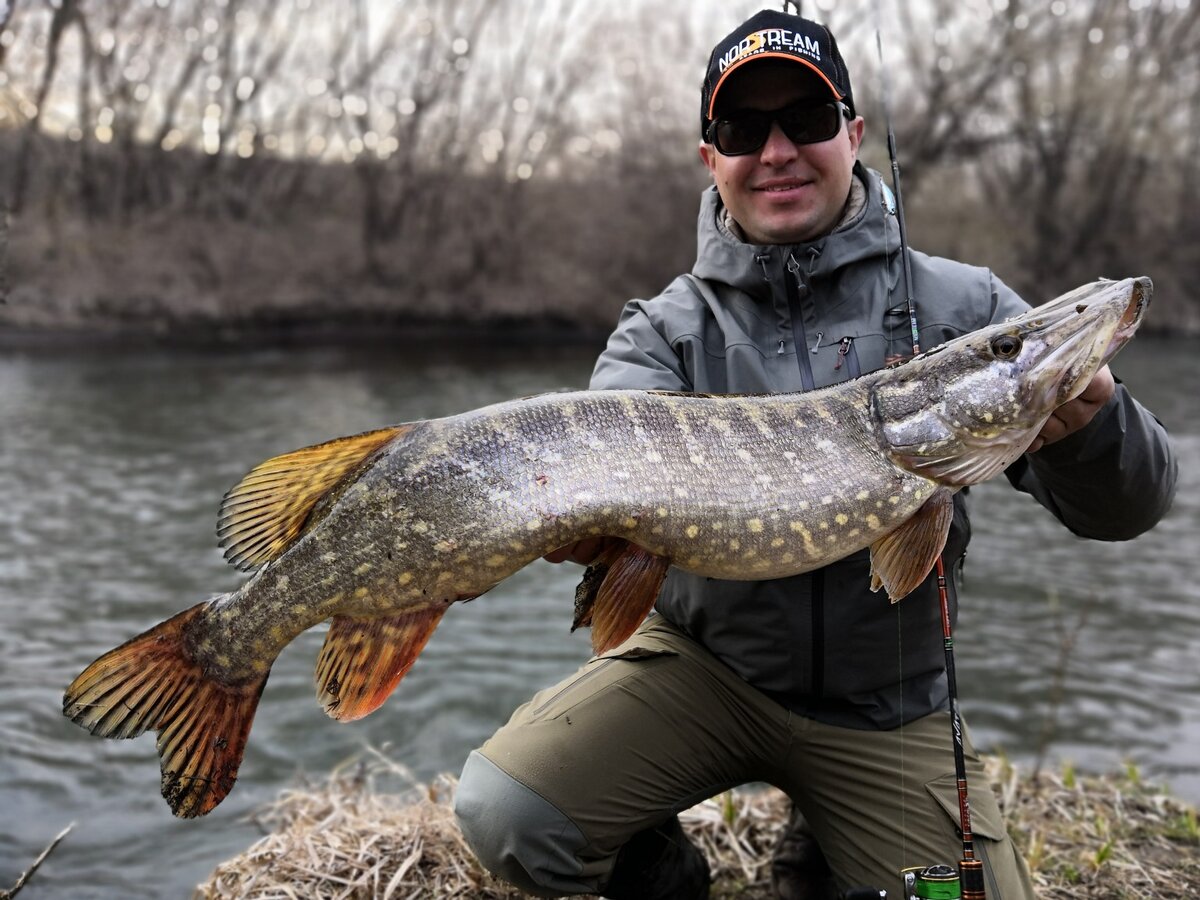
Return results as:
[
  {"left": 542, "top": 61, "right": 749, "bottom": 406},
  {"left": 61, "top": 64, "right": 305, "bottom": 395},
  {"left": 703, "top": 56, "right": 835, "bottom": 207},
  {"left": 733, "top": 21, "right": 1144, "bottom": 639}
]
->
[{"left": 62, "top": 276, "right": 1151, "bottom": 817}]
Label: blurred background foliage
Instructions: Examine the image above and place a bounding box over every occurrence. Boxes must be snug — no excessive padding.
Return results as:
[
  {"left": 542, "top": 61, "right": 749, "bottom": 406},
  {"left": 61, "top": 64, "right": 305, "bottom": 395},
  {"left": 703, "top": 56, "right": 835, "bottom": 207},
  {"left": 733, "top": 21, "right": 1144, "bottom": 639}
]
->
[{"left": 0, "top": 0, "right": 1197, "bottom": 337}]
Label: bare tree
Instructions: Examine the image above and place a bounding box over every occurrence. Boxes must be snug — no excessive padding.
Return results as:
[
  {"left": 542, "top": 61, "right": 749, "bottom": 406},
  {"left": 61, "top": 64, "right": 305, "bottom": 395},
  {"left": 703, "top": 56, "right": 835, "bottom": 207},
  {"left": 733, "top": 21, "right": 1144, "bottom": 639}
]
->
[
  {"left": 0, "top": 0, "right": 17, "bottom": 69},
  {"left": 11, "top": 0, "right": 81, "bottom": 212},
  {"left": 457, "top": 0, "right": 595, "bottom": 284},
  {"left": 972, "top": 0, "right": 1200, "bottom": 295},
  {"left": 2, "top": 0, "right": 1198, "bottom": 330},
  {"left": 334, "top": 1, "right": 491, "bottom": 285}
]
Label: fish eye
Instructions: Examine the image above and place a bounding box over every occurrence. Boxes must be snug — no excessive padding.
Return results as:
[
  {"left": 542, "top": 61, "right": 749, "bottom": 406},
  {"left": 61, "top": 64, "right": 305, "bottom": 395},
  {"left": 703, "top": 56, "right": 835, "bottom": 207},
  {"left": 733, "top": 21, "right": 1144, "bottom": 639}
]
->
[{"left": 990, "top": 334, "right": 1022, "bottom": 360}]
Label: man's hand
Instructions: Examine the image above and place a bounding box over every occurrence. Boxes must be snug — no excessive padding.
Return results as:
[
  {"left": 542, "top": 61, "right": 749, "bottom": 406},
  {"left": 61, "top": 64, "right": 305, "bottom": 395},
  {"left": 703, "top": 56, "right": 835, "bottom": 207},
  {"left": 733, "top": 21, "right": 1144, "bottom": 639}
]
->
[
  {"left": 1028, "top": 364, "right": 1115, "bottom": 453},
  {"left": 543, "top": 537, "right": 622, "bottom": 565}
]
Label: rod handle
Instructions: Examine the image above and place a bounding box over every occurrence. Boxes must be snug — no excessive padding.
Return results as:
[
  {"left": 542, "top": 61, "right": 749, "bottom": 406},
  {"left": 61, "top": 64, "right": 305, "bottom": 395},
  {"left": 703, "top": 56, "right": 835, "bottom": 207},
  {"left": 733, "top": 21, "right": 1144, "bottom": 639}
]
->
[{"left": 960, "top": 857, "right": 986, "bottom": 899}]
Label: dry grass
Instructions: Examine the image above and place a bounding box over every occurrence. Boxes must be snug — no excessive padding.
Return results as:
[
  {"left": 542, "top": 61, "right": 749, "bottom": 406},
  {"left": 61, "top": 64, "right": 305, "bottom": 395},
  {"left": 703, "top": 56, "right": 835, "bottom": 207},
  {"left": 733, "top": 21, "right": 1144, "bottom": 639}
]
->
[
  {"left": 999, "top": 760, "right": 1200, "bottom": 899},
  {"left": 196, "top": 749, "right": 1199, "bottom": 899}
]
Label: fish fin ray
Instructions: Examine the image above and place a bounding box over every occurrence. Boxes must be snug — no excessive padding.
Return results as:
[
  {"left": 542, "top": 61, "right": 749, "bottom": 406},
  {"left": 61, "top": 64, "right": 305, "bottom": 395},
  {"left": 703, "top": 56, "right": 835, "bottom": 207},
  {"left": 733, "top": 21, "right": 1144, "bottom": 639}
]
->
[
  {"left": 315, "top": 608, "right": 447, "bottom": 722},
  {"left": 869, "top": 489, "right": 956, "bottom": 601},
  {"left": 62, "top": 600, "right": 269, "bottom": 818},
  {"left": 897, "top": 442, "right": 1021, "bottom": 487},
  {"left": 571, "top": 541, "right": 629, "bottom": 632},
  {"left": 582, "top": 543, "right": 670, "bottom": 654},
  {"left": 218, "top": 425, "right": 413, "bottom": 571}
]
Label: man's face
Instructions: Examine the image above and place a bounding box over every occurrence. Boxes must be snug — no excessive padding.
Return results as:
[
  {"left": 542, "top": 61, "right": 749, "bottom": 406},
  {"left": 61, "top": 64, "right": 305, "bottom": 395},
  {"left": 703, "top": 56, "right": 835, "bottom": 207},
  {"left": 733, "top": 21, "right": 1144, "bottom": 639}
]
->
[{"left": 699, "top": 62, "right": 864, "bottom": 245}]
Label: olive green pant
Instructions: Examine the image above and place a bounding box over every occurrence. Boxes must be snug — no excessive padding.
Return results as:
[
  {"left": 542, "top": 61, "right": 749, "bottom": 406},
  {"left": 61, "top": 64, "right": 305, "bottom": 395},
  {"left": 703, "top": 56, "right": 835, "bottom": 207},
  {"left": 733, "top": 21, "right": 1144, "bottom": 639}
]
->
[{"left": 457, "top": 615, "right": 1035, "bottom": 898}]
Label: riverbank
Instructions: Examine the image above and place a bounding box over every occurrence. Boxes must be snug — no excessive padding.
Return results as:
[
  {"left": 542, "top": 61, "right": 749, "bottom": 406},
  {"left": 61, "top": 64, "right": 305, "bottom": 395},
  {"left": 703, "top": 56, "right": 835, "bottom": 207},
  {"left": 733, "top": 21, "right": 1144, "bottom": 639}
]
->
[
  {"left": 4, "top": 186, "right": 1200, "bottom": 344},
  {"left": 0, "top": 166, "right": 698, "bottom": 343},
  {"left": 197, "top": 750, "right": 1199, "bottom": 899}
]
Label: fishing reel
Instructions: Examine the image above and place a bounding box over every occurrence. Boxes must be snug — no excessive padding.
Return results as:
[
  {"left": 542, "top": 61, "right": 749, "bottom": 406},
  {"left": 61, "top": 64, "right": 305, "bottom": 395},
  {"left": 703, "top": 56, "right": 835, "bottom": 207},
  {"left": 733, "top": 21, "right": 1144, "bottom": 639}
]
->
[
  {"left": 838, "top": 861, "right": 977, "bottom": 900},
  {"left": 900, "top": 863, "right": 970, "bottom": 899}
]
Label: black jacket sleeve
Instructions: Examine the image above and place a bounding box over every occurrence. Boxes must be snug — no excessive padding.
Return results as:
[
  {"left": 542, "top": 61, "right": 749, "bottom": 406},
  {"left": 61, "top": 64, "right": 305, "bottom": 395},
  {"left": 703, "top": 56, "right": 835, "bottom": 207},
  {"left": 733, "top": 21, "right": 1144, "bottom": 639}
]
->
[
  {"left": 1003, "top": 382, "right": 1178, "bottom": 540},
  {"left": 589, "top": 297, "right": 692, "bottom": 392}
]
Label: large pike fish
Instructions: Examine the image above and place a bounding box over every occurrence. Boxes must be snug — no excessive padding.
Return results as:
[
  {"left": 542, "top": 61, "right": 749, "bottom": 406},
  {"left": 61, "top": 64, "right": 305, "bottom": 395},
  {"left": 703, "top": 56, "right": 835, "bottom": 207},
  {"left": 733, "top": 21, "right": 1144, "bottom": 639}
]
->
[{"left": 64, "top": 277, "right": 1150, "bottom": 817}]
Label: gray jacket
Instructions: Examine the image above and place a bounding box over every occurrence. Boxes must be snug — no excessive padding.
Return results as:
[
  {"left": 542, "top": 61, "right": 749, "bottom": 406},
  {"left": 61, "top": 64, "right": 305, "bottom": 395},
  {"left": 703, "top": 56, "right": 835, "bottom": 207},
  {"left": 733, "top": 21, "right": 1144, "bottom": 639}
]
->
[{"left": 590, "top": 164, "right": 1177, "bottom": 729}]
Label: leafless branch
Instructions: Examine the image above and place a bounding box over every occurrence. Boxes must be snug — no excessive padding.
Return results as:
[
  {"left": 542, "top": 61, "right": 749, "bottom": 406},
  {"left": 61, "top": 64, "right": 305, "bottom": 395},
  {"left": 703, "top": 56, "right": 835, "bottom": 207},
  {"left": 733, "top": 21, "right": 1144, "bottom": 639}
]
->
[{"left": 0, "top": 822, "right": 75, "bottom": 900}]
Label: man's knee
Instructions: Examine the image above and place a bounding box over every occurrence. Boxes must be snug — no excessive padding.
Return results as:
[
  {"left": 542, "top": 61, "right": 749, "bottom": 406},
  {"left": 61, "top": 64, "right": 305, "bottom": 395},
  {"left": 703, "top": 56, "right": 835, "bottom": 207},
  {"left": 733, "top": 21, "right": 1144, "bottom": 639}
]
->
[{"left": 454, "top": 750, "right": 598, "bottom": 896}]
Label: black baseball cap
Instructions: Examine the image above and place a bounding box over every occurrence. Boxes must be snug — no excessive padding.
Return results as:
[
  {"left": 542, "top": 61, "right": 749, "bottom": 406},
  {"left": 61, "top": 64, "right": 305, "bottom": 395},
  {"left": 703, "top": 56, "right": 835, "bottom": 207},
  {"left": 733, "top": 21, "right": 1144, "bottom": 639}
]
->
[{"left": 700, "top": 9, "right": 855, "bottom": 139}]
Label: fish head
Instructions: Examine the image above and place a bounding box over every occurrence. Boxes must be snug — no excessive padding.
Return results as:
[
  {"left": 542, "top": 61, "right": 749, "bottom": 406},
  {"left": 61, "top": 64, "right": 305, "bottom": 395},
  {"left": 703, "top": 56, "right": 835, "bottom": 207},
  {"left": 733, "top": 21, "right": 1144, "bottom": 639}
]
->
[{"left": 870, "top": 276, "right": 1151, "bottom": 486}]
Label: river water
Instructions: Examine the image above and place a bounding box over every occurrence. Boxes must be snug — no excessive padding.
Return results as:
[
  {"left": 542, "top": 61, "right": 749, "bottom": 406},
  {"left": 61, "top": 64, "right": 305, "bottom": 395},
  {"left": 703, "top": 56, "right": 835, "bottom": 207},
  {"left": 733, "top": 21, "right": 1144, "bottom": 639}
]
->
[{"left": 1, "top": 337, "right": 1197, "bottom": 898}]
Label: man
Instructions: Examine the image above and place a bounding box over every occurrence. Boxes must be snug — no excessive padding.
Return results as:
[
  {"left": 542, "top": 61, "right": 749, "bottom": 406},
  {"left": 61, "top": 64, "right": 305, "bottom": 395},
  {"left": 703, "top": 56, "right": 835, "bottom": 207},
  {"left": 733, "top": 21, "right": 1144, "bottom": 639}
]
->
[{"left": 454, "top": 9, "right": 1177, "bottom": 899}]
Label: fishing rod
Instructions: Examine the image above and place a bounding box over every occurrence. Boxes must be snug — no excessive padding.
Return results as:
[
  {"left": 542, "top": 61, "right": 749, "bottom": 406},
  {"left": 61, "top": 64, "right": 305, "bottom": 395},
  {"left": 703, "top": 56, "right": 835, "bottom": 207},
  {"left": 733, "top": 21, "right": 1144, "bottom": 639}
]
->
[
  {"left": 874, "top": 6, "right": 982, "bottom": 898},
  {"left": 932, "top": 559, "right": 986, "bottom": 899},
  {"left": 874, "top": 27, "right": 920, "bottom": 356},
  {"left": 780, "top": 2, "right": 982, "bottom": 896}
]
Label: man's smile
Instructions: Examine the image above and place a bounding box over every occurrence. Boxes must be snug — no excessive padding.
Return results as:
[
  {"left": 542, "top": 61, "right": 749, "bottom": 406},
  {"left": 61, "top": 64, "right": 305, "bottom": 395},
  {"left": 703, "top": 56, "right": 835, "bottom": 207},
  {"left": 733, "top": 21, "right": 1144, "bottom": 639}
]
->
[{"left": 755, "top": 177, "right": 812, "bottom": 192}]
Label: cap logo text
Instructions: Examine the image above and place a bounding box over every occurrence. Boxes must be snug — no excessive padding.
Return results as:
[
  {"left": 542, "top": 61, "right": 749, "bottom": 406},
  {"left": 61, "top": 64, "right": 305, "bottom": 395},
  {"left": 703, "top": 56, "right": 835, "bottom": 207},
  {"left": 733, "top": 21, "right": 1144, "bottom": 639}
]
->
[{"left": 719, "top": 29, "right": 822, "bottom": 72}]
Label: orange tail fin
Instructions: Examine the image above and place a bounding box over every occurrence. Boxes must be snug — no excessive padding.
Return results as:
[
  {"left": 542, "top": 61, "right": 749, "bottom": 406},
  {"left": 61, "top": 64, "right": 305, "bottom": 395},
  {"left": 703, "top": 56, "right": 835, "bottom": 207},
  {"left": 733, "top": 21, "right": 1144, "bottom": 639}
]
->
[{"left": 62, "top": 601, "right": 268, "bottom": 818}]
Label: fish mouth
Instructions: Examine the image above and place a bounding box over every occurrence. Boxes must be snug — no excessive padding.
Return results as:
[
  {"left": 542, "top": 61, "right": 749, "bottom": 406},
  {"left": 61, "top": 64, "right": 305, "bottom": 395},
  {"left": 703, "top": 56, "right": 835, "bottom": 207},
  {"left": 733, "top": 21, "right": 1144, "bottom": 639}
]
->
[
  {"left": 1105, "top": 276, "right": 1151, "bottom": 358},
  {"left": 1026, "top": 277, "right": 1151, "bottom": 408}
]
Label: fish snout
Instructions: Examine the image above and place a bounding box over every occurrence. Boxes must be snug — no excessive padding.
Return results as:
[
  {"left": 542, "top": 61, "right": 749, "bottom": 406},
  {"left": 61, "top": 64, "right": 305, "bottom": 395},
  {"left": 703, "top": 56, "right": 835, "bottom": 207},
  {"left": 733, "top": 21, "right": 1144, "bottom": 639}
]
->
[
  {"left": 1106, "top": 276, "right": 1152, "bottom": 359},
  {"left": 1024, "top": 277, "right": 1148, "bottom": 410}
]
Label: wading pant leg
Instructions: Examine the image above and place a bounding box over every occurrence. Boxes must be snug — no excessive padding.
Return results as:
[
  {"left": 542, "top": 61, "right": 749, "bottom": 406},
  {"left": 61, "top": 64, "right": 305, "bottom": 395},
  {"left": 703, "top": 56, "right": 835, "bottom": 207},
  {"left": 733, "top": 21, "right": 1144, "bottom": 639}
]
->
[
  {"left": 454, "top": 615, "right": 791, "bottom": 897},
  {"left": 778, "top": 712, "right": 1036, "bottom": 900}
]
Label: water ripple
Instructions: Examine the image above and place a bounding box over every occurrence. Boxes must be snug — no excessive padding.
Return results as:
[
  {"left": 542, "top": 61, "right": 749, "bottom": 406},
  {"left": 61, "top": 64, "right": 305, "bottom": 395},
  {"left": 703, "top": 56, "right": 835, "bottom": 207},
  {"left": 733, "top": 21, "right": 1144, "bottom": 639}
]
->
[{"left": 1, "top": 339, "right": 1196, "bottom": 897}]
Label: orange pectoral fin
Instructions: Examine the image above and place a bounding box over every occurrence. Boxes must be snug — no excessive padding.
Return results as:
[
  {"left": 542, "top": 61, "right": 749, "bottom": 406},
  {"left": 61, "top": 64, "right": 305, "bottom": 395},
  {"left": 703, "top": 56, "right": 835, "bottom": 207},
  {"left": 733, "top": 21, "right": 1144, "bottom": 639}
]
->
[
  {"left": 571, "top": 540, "right": 628, "bottom": 632},
  {"left": 869, "top": 488, "right": 956, "bottom": 602},
  {"left": 218, "top": 424, "right": 415, "bottom": 572},
  {"left": 315, "top": 607, "right": 446, "bottom": 722},
  {"left": 62, "top": 600, "right": 268, "bottom": 818},
  {"left": 577, "top": 543, "right": 670, "bottom": 655}
]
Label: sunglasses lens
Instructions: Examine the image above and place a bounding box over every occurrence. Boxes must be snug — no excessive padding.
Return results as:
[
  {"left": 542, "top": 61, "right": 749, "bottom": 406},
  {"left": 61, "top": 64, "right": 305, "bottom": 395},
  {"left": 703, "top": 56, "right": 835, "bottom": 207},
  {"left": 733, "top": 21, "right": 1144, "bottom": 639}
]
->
[
  {"left": 713, "top": 115, "right": 770, "bottom": 156},
  {"left": 712, "top": 102, "right": 844, "bottom": 156},
  {"left": 779, "top": 103, "right": 841, "bottom": 145}
]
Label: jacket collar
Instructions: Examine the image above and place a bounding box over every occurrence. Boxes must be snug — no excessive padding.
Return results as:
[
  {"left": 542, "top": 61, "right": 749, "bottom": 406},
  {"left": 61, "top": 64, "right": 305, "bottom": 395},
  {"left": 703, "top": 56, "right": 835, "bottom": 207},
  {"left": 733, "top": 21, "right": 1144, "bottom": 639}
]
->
[{"left": 691, "top": 162, "right": 901, "bottom": 292}]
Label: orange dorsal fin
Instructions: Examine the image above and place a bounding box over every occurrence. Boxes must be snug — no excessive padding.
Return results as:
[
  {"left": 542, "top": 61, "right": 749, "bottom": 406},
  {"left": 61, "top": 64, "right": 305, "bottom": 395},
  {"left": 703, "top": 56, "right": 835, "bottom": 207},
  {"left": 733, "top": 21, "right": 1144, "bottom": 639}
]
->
[
  {"left": 869, "top": 488, "right": 956, "bottom": 602},
  {"left": 315, "top": 608, "right": 447, "bottom": 721},
  {"left": 573, "top": 542, "right": 670, "bottom": 654},
  {"left": 218, "top": 425, "right": 412, "bottom": 571},
  {"left": 62, "top": 600, "right": 270, "bottom": 818}
]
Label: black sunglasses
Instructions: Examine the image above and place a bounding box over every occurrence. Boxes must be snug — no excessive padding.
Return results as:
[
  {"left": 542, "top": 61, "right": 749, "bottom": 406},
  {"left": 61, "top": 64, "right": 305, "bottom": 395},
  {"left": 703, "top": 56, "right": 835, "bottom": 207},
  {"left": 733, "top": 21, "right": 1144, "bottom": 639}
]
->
[{"left": 707, "top": 100, "right": 851, "bottom": 156}]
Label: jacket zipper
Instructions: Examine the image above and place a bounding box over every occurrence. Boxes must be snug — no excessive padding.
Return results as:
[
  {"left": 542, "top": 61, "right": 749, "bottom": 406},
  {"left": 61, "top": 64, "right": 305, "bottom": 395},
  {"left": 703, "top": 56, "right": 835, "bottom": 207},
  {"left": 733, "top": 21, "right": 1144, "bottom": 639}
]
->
[
  {"left": 833, "top": 337, "right": 861, "bottom": 377},
  {"left": 785, "top": 253, "right": 817, "bottom": 391},
  {"left": 834, "top": 337, "right": 852, "bottom": 370}
]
